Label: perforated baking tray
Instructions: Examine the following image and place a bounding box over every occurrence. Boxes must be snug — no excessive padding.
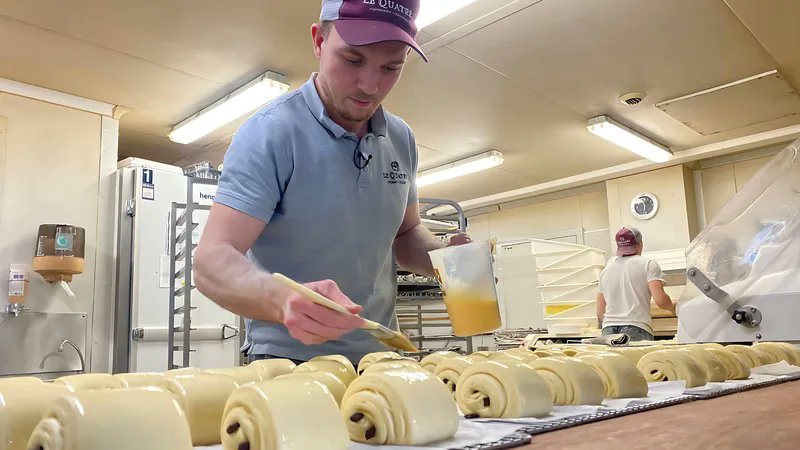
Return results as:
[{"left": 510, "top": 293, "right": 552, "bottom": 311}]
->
[{"left": 518, "top": 396, "right": 695, "bottom": 436}]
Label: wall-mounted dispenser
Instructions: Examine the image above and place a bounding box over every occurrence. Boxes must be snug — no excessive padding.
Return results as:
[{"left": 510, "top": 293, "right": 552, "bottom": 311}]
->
[{"left": 32, "top": 224, "right": 85, "bottom": 296}]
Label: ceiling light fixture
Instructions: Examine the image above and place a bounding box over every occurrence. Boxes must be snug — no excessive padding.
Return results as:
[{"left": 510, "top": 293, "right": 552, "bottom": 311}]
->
[
  {"left": 417, "top": 0, "right": 479, "bottom": 29},
  {"left": 417, "top": 150, "right": 504, "bottom": 188},
  {"left": 169, "top": 71, "right": 290, "bottom": 145},
  {"left": 587, "top": 115, "right": 673, "bottom": 163}
]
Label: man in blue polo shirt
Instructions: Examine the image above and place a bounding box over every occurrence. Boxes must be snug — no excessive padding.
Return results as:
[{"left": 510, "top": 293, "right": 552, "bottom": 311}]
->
[{"left": 195, "top": 0, "right": 470, "bottom": 364}]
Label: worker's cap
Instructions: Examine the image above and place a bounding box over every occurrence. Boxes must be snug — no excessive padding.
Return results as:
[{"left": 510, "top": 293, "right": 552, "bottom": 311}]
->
[
  {"left": 615, "top": 227, "right": 642, "bottom": 256},
  {"left": 320, "top": 0, "right": 428, "bottom": 62}
]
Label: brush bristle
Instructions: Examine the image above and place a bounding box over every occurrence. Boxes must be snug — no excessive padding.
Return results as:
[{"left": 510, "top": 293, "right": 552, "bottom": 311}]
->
[{"left": 382, "top": 334, "right": 419, "bottom": 353}]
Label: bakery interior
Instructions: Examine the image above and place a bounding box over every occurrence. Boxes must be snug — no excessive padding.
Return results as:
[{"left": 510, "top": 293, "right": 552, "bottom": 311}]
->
[{"left": 2, "top": 0, "right": 800, "bottom": 449}]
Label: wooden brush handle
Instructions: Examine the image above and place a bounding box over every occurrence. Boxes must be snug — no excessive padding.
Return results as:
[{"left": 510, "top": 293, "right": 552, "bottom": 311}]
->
[
  {"left": 272, "top": 273, "right": 382, "bottom": 331},
  {"left": 272, "top": 273, "right": 353, "bottom": 315}
]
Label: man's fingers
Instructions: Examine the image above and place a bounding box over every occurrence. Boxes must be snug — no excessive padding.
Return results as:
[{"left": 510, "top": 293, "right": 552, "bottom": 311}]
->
[
  {"left": 312, "top": 279, "right": 363, "bottom": 314},
  {"left": 288, "top": 328, "right": 329, "bottom": 345},
  {"left": 284, "top": 311, "right": 345, "bottom": 341},
  {"left": 293, "top": 301, "right": 364, "bottom": 331}
]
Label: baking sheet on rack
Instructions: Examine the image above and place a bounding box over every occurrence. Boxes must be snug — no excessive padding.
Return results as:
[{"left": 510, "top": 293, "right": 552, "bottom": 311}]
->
[{"left": 196, "top": 419, "right": 525, "bottom": 450}]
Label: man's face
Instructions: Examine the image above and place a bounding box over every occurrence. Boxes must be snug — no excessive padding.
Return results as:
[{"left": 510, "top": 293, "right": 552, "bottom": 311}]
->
[{"left": 314, "top": 24, "right": 408, "bottom": 124}]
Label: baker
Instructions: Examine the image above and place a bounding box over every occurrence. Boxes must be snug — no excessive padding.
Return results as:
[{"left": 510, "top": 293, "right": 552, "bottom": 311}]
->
[
  {"left": 195, "top": 0, "right": 470, "bottom": 365},
  {"left": 596, "top": 227, "right": 676, "bottom": 341}
]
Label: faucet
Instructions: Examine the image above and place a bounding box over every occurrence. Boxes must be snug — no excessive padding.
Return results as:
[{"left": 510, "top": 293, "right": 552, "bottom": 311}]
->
[
  {"left": 58, "top": 339, "right": 86, "bottom": 374},
  {"left": 4, "top": 303, "right": 29, "bottom": 317}
]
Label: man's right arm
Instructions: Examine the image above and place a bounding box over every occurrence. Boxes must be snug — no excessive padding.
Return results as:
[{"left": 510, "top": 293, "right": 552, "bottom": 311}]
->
[
  {"left": 649, "top": 280, "right": 676, "bottom": 315},
  {"left": 194, "top": 203, "right": 364, "bottom": 345}
]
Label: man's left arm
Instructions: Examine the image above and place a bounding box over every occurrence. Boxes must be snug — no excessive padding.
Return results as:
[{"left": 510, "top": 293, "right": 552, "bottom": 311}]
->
[
  {"left": 596, "top": 291, "right": 607, "bottom": 328},
  {"left": 393, "top": 203, "right": 470, "bottom": 277}
]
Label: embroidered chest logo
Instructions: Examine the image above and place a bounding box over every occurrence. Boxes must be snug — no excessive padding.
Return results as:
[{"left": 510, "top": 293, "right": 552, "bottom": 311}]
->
[{"left": 384, "top": 161, "right": 408, "bottom": 185}]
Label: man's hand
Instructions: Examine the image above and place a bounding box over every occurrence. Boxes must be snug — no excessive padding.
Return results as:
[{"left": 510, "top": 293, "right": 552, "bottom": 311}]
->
[
  {"left": 447, "top": 233, "right": 473, "bottom": 246},
  {"left": 280, "top": 279, "right": 365, "bottom": 346}
]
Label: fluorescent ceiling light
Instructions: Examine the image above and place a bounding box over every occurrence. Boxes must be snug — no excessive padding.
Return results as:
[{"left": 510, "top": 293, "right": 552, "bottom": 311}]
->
[
  {"left": 587, "top": 115, "right": 673, "bottom": 163},
  {"left": 417, "top": 0, "right": 479, "bottom": 29},
  {"left": 169, "top": 71, "right": 290, "bottom": 144},
  {"left": 417, "top": 150, "right": 504, "bottom": 188}
]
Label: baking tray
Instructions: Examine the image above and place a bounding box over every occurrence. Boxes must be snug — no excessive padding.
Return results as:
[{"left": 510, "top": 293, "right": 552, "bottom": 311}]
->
[
  {"left": 685, "top": 374, "right": 800, "bottom": 400},
  {"left": 517, "top": 396, "right": 695, "bottom": 436},
  {"left": 454, "top": 432, "right": 532, "bottom": 450}
]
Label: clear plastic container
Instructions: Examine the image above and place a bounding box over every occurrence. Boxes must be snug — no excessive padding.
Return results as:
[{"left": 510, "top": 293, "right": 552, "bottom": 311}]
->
[{"left": 429, "top": 240, "right": 501, "bottom": 336}]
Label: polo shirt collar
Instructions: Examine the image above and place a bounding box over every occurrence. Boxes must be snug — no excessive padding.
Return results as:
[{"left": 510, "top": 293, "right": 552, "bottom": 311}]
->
[{"left": 301, "top": 73, "right": 388, "bottom": 139}]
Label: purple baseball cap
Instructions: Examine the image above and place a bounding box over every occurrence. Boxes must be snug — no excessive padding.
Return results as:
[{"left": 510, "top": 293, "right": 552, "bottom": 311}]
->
[
  {"left": 616, "top": 227, "right": 643, "bottom": 256},
  {"left": 320, "top": 0, "right": 428, "bottom": 62}
]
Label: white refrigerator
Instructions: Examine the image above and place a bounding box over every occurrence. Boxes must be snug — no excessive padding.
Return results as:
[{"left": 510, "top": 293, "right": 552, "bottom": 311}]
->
[{"left": 113, "top": 158, "right": 240, "bottom": 373}]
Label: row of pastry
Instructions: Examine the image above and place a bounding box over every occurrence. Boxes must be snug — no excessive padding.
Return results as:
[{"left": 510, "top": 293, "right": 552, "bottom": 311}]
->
[
  {"left": 0, "top": 354, "right": 460, "bottom": 449},
  {"left": 3, "top": 342, "right": 797, "bottom": 450}
]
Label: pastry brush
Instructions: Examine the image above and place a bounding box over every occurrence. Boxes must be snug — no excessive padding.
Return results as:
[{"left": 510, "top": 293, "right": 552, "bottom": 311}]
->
[{"left": 272, "top": 273, "right": 419, "bottom": 353}]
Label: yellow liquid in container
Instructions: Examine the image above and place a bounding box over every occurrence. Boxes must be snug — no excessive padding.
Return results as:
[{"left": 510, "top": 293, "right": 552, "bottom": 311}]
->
[
  {"left": 443, "top": 294, "right": 502, "bottom": 337},
  {"left": 544, "top": 304, "right": 581, "bottom": 315}
]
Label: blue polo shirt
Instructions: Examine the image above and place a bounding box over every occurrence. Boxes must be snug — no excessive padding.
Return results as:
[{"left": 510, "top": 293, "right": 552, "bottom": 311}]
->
[{"left": 215, "top": 74, "right": 418, "bottom": 363}]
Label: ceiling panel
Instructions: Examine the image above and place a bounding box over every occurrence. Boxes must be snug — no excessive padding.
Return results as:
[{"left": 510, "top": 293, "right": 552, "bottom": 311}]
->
[
  {"left": 724, "top": 0, "right": 800, "bottom": 92},
  {"left": 386, "top": 47, "right": 638, "bottom": 183},
  {"left": 448, "top": 0, "right": 783, "bottom": 149},
  {"left": 2, "top": 0, "right": 796, "bottom": 203},
  {"left": 417, "top": 144, "right": 457, "bottom": 170},
  {"left": 1, "top": 0, "right": 319, "bottom": 86}
]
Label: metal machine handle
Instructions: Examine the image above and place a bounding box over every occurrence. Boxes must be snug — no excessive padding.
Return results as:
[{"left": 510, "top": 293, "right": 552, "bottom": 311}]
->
[{"left": 686, "top": 267, "right": 762, "bottom": 328}]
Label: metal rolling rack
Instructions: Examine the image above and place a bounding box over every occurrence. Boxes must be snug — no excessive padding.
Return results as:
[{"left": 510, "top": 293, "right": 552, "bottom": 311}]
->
[
  {"left": 397, "top": 198, "right": 476, "bottom": 357},
  {"left": 167, "top": 176, "right": 216, "bottom": 369}
]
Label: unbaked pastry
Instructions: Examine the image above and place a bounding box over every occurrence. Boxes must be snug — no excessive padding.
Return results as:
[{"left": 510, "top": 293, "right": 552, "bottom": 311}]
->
[
  {"left": 723, "top": 345, "right": 764, "bottom": 368},
  {"left": 205, "top": 367, "right": 264, "bottom": 387},
  {"left": 0, "top": 377, "right": 43, "bottom": 387},
  {"left": 679, "top": 347, "right": 729, "bottom": 382},
  {"left": 753, "top": 342, "right": 800, "bottom": 366},
  {"left": 706, "top": 348, "right": 750, "bottom": 380},
  {"left": 532, "top": 349, "right": 566, "bottom": 358},
  {"left": 469, "top": 351, "right": 492, "bottom": 360},
  {"left": 248, "top": 359, "right": 297, "bottom": 379},
  {"left": 0, "top": 383, "right": 68, "bottom": 450},
  {"left": 637, "top": 349, "right": 708, "bottom": 388},
  {"left": 276, "top": 371, "right": 347, "bottom": 406},
  {"left": 306, "top": 355, "right": 358, "bottom": 385},
  {"left": 356, "top": 352, "right": 407, "bottom": 375},
  {"left": 113, "top": 373, "right": 169, "bottom": 389},
  {"left": 433, "top": 356, "right": 477, "bottom": 396},
  {"left": 604, "top": 348, "right": 647, "bottom": 366},
  {"left": 221, "top": 377, "right": 348, "bottom": 450},
  {"left": 419, "top": 351, "right": 460, "bottom": 372},
  {"left": 54, "top": 374, "right": 123, "bottom": 392},
  {"left": 575, "top": 352, "right": 648, "bottom": 398},
  {"left": 361, "top": 360, "right": 422, "bottom": 375},
  {"left": 164, "top": 367, "right": 203, "bottom": 377},
  {"left": 489, "top": 348, "right": 537, "bottom": 363},
  {"left": 750, "top": 346, "right": 780, "bottom": 365},
  {"left": 456, "top": 361, "right": 552, "bottom": 418},
  {"left": 163, "top": 374, "right": 239, "bottom": 445},
  {"left": 26, "top": 388, "right": 192, "bottom": 450},
  {"left": 527, "top": 357, "right": 605, "bottom": 405},
  {"left": 341, "top": 369, "right": 458, "bottom": 445}
]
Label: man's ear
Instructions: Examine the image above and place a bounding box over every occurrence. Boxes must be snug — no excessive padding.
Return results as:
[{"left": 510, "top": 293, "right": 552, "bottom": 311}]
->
[{"left": 311, "top": 23, "right": 324, "bottom": 59}]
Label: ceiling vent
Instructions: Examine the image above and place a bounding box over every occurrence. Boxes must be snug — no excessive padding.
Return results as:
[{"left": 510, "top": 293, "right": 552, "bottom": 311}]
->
[{"left": 619, "top": 92, "right": 646, "bottom": 106}]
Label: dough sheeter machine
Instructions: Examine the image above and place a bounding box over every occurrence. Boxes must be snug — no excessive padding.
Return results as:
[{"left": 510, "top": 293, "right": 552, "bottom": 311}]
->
[{"left": 678, "top": 138, "right": 800, "bottom": 344}]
